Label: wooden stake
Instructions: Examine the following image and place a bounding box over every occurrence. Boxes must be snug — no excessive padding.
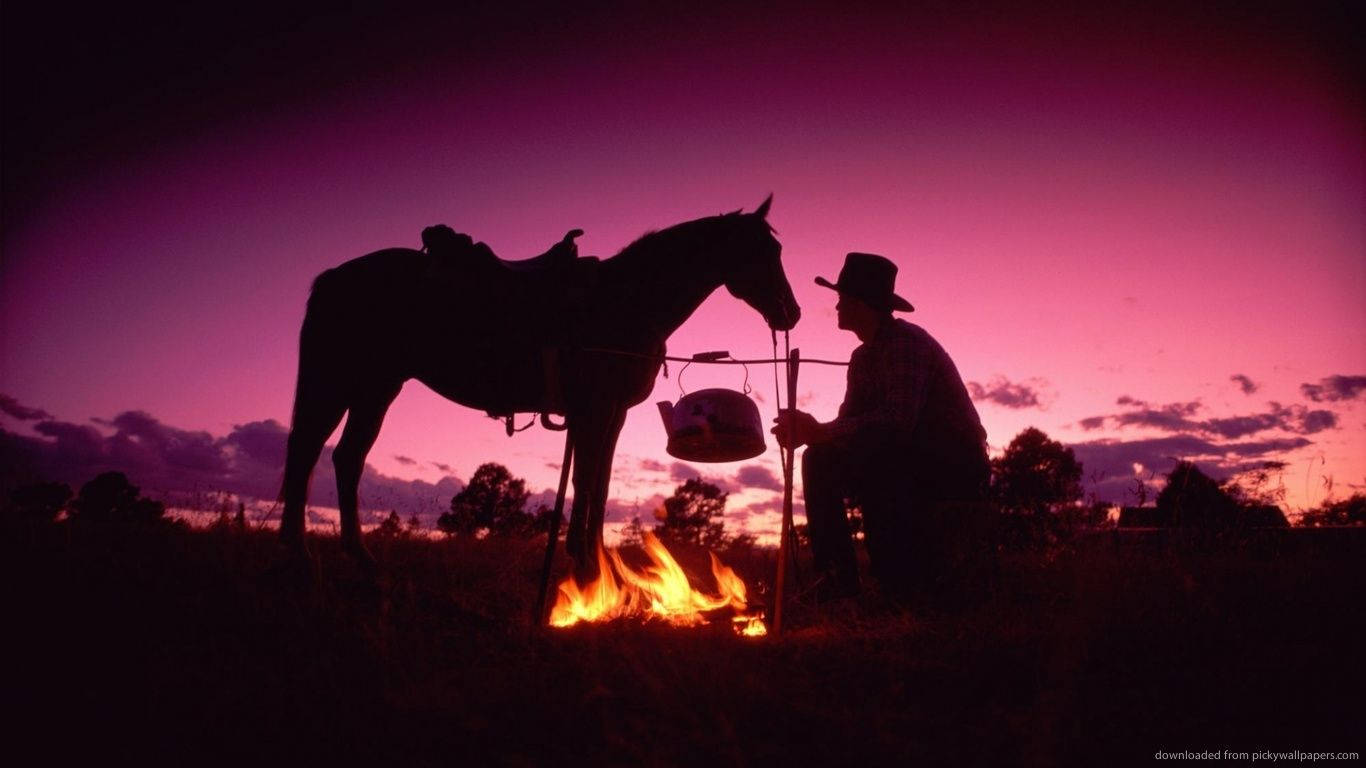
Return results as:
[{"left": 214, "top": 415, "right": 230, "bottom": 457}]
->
[
  {"left": 534, "top": 431, "right": 574, "bottom": 627},
  {"left": 773, "top": 348, "right": 800, "bottom": 635}
]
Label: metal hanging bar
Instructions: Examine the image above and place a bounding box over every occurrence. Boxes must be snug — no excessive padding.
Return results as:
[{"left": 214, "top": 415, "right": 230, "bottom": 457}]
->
[
  {"left": 534, "top": 429, "right": 575, "bottom": 627},
  {"left": 773, "top": 345, "right": 800, "bottom": 636}
]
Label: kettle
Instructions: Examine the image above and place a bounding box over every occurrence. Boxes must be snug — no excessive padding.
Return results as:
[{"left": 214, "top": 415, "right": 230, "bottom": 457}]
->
[{"left": 657, "top": 388, "right": 766, "bottom": 463}]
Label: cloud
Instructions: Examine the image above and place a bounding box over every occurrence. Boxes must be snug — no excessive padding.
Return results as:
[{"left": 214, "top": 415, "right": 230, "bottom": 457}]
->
[
  {"left": 0, "top": 407, "right": 463, "bottom": 521},
  {"left": 1230, "top": 374, "right": 1259, "bottom": 395},
  {"left": 1069, "top": 434, "right": 1313, "bottom": 504},
  {"left": 430, "top": 461, "right": 452, "bottom": 473},
  {"left": 0, "top": 394, "right": 53, "bottom": 421},
  {"left": 1202, "top": 404, "right": 1337, "bottom": 439},
  {"left": 526, "top": 488, "right": 669, "bottom": 527},
  {"left": 1105, "top": 397, "right": 1203, "bottom": 432},
  {"left": 393, "top": 455, "right": 416, "bottom": 466},
  {"left": 106, "top": 410, "right": 229, "bottom": 476},
  {"left": 638, "top": 458, "right": 668, "bottom": 473},
  {"left": 967, "top": 376, "right": 1044, "bottom": 409},
  {"left": 1301, "top": 375, "right": 1366, "bottom": 403},
  {"left": 665, "top": 461, "right": 739, "bottom": 492},
  {"left": 670, "top": 461, "right": 699, "bottom": 481},
  {"left": 735, "top": 463, "right": 783, "bottom": 492},
  {"left": 605, "top": 494, "right": 667, "bottom": 525},
  {"left": 1079, "top": 397, "right": 1337, "bottom": 439},
  {"left": 223, "top": 420, "right": 289, "bottom": 466}
]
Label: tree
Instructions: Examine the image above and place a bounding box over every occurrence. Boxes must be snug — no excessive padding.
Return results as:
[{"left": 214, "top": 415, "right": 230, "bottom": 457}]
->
[
  {"left": 1297, "top": 493, "right": 1365, "bottom": 527},
  {"left": 437, "top": 463, "right": 531, "bottom": 537},
  {"left": 990, "top": 428, "right": 1084, "bottom": 544},
  {"left": 657, "top": 478, "right": 728, "bottom": 549},
  {"left": 374, "top": 510, "right": 404, "bottom": 538},
  {"left": 1155, "top": 461, "right": 1239, "bottom": 528},
  {"left": 1225, "top": 461, "right": 1288, "bottom": 508},
  {"left": 5, "top": 481, "right": 72, "bottom": 524},
  {"left": 619, "top": 515, "right": 646, "bottom": 547},
  {"left": 990, "top": 428, "right": 1083, "bottom": 517},
  {"left": 69, "top": 472, "right": 165, "bottom": 526}
]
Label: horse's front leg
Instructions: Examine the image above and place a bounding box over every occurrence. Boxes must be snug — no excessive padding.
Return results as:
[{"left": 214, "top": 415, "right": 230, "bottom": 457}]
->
[
  {"left": 565, "top": 407, "right": 627, "bottom": 580},
  {"left": 565, "top": 460, "right": 594, "bottom": 577}
]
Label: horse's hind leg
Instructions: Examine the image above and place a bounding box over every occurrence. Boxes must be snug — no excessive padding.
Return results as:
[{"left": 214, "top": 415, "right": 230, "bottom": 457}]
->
[
  {"left": 332, "top": 382, "right": 403, "bottom": 565},
  {"left": 281, "top": 393, "right": 347, "bottom": 555}
]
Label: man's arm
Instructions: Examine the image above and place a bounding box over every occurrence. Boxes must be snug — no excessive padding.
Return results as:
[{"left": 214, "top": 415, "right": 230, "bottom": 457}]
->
[
  {"left": 771, "top": 408, "right": 831, "bottom": 449},
  {"left": 818, "top": 327, "right": 935, "bottom": 443}
]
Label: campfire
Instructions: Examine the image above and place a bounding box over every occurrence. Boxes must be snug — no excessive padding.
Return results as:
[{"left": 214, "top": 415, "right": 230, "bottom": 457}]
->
[{"left": 549, "top": 531, "right": 767, "bottom": 637}]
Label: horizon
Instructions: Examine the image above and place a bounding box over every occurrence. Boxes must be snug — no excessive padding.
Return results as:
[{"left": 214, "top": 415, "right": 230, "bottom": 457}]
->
[{"left": 3, "top": 1, "right": 1362, "bottom": 538}]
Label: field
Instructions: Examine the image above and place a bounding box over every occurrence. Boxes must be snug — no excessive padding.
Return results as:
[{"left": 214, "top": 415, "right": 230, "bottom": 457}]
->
[{"left": 8, "top": 522, "right": 1363, "bottom": 766}]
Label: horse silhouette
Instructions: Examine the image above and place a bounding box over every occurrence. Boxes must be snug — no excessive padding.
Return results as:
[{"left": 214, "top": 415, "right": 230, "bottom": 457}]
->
[{"left": 280, "top": 196, "right": 800, "bottom": 571}]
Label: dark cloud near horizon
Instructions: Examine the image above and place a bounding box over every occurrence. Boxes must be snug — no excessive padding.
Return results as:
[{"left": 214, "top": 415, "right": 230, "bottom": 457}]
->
[
  {"left": 608, "top": 494, "right": 667, "bottom": 525},
  {"left": 0, "top": 410, "right": 463, "bottom": 521},
  {"left": 1301, "top": 375, "right": 1366, "bottom": 403},
  {"left": 967, "top": 376, "right": 1044, "bottom": 409},
  {"left": 0, "top": 394, "right": 53, "bottom": 421},
  {"left": 735, "top": 464, "right": 783, "bottom": 492},
  {"left": 638, "top": 458, "right": 668, "bottom": 473},
  {"left": 670, "top": 462, "right": 698, "bottom": 482},
  {"left": 1069, "top": 434, "right": 1313, "bottom": 504},
  {"left": 394, "top": 455, "right": 416, "bottom": 466},
  {"left": 667, "top": 461, "right": 739, "bottom": 493},
  {"left": 1230, "top": 374, "right": 1259, "bottom": 395},
  {"left": 1079, "top": 397, "right": 1336, "bottom": 439}
]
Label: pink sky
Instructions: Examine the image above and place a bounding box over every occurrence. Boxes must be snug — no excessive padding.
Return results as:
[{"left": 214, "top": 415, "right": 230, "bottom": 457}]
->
[{"left": 2, "top": 3, "right": 1362, "bottom": 537}]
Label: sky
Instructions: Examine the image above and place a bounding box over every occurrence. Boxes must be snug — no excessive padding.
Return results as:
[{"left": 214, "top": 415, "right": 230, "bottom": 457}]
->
[{"left": 2, "top": 1, "right": 1362, "bottom": 539}]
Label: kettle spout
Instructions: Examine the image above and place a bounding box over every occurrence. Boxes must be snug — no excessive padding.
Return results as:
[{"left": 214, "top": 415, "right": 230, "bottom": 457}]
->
[{"left": 656, "top": 401, "right": 676, "bottom": 437}]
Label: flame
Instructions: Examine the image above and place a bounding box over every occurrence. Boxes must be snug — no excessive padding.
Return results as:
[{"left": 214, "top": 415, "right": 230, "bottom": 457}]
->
[{"left": 550, "top": 530, "right": 767, "bottom": 637}]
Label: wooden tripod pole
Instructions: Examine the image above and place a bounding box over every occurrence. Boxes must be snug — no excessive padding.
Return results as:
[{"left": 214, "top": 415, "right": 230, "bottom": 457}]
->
[
  {"left": 534, "top": 431, "right": 574, "bottom": 627},
  {"left": 773, "top": 347, "right": 800, "bottom": 635}
]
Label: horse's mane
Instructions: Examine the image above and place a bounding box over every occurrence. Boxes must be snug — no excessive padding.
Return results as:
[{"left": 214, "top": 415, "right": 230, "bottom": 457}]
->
[{"left": 604, "top": 211, "right": 773, "bottom": 268}]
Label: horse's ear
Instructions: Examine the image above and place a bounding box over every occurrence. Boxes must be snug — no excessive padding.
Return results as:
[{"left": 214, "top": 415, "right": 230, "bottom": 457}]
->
[{"left": 754, "top": 193, "right": 773, "bottom": 218}]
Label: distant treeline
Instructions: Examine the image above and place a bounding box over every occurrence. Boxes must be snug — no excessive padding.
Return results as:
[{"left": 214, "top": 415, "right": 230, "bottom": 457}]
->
[{"left": 5, "top": 428, "right": 1362, "bottom": 549}]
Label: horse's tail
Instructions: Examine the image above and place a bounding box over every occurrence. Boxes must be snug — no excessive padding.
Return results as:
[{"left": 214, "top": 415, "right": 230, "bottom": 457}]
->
[{"left": 277, "top": 269, "right": 350, "bottom": 504}]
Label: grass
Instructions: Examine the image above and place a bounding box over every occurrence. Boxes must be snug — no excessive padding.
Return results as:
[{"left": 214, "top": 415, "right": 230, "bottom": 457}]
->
[{"left": 7, "top": 521, "right": 1363, "bottom": 766}]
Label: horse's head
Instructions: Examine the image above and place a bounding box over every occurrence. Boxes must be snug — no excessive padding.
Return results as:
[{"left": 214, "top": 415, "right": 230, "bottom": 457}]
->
[{"left": 720, "top": 195, "right": 801, "bottom": 331}]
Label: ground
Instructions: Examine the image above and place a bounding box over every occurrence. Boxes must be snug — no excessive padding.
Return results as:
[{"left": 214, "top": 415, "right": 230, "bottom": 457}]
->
[{"left": 8, "top": 522, "right": 1362, "bottom": 766}]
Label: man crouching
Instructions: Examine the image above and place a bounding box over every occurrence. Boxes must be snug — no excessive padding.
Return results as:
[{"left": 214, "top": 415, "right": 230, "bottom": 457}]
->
[{"left": 773, "top": 252, "right": 990, "bottom": 604}]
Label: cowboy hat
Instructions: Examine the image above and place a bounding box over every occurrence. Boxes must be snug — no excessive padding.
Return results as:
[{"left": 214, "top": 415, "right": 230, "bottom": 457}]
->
[{"left": 814, "top": 252, "right": 914, "bottom": 312}]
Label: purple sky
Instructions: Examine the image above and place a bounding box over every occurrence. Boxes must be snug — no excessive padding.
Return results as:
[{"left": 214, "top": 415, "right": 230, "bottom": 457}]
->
[{"left": 3, "top": 1, "right": 1362, "bottom": 537}]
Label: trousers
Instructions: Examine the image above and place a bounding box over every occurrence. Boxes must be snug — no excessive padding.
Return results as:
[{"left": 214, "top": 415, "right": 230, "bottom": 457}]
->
[{"left": 802, "top": 429, "right": 988, "bottom": 596}]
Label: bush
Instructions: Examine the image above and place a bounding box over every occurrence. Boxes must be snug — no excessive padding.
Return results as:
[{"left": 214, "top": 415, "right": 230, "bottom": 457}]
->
[
  {"left": 70, "top": 472, "right": 165, "bottom": 526},
  {"left": 5, "top": 481, "right": 72, "bottom": 524}
]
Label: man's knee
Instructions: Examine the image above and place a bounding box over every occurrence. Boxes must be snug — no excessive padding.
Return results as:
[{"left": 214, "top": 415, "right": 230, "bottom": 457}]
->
[{"left": 801, "top": 442, "right": 843, "bottom": 486}]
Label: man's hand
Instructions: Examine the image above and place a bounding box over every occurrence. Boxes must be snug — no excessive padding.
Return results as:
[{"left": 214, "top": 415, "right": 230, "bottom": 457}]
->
[{"left": 772, "top": 409, "right": 822, "bottom": 450}]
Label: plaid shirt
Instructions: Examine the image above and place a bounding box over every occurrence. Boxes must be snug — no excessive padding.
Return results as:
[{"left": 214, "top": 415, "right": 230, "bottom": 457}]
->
[{"left": 826, "top": 318, "right": 987, "bottom": 456}]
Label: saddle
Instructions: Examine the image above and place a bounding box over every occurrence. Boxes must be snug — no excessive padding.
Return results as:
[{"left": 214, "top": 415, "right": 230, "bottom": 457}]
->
[
  {"left": 423, "top": 225, "right": 598, "bottom": 308},
  {"left": 421, "top": 225, "right": 600, "bottom": 428},
  {"left": 500, "top": 228, "right": 584, "bottom": 273}
]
